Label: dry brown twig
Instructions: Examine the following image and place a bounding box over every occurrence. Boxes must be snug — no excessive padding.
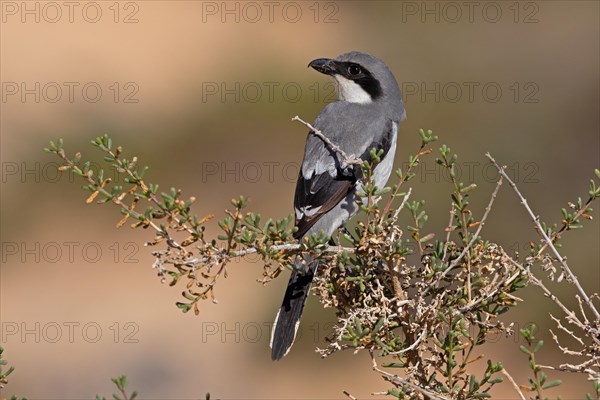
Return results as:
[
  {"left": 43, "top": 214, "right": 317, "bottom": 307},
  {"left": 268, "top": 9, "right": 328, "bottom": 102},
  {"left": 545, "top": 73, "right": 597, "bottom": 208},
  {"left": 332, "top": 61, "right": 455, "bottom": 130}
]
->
[
  {"left": 486, "top": 153, "right": 599, "bottom": 383},
  {"left": 486, "top": 153, "right": 600, "bottom": 321},
  {"left": 434, "top": 174, "right": 504, "bottom": 284},
  {"left": 500, "top": 368, "right": 527, "bottom": 400},
  {"left": 370, "top": 351, "right": 449, "bottom": 400},
  {"left": 292, "top": 115, "right": 363, "bottom": 166}
]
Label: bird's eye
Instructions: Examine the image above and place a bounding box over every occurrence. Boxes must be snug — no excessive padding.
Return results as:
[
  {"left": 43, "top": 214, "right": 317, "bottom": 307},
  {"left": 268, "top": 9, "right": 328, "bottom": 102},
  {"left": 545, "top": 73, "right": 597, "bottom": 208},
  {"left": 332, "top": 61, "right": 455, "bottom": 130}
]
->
[{"left": 348, "top": 65, "right": 361, "bottom": 76}]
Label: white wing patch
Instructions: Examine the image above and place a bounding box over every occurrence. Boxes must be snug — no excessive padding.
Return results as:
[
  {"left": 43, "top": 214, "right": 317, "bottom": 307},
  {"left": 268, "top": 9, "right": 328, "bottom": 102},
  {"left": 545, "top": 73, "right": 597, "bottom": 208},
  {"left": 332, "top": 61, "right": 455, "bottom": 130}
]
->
[
  {"left": 334, "top": 75, "right": 372, "bottom": 104},
  {"left": 295, "top": 205, "right": 322, "bottom": 220}
]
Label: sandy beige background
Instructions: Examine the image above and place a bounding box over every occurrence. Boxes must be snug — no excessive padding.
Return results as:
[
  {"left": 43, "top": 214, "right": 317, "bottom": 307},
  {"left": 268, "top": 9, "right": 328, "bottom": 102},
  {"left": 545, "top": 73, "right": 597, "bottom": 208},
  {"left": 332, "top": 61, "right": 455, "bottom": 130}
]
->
[{"left": 1, "top": 1, "right": 598, "bottom": 398}]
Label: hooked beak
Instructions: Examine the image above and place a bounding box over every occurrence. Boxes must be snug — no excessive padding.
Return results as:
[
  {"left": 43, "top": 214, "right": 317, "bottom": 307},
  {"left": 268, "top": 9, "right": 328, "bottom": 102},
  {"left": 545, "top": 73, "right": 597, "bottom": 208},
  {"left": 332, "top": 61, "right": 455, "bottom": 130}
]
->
[{"left": 308, "top": 58, "right": 337, "bottom": 75}]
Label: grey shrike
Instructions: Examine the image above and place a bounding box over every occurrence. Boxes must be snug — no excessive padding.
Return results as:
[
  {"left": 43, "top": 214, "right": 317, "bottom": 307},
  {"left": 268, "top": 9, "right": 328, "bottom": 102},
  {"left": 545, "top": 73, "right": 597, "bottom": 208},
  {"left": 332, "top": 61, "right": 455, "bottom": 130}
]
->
[{"left": 270, "top": 51, "right": 406, "bottom": 360}]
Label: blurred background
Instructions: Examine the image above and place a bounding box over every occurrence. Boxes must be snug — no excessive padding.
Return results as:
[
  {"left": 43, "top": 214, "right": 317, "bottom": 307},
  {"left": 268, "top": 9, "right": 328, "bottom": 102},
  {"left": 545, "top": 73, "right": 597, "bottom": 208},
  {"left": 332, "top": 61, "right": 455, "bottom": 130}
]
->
[{"left": 1, "top": 1, "right": 598, "bottom": 398}]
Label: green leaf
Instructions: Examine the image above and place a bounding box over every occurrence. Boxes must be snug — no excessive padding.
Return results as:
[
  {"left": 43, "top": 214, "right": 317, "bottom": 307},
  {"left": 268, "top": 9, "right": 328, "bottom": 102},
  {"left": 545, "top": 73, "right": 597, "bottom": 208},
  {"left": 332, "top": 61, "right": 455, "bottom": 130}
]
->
[
  {"left": 371, "top": 318, "right": 384, "bottom": 336},
  {"left": 355, "top": 317, "right": 364, "bottom": 337},
  {"left": 382, "top": 362, "right": 406, "bottom": 368},
  {"left": 519, "top": 345, "right": 531, "bottom": 355},
  {"left": 176, "top": 302, "right": 192, "bottom": 313},
  {"left": 469, "top": 374, "right": 479, "bottom": 392},
  {"left": 542, "top": 380, "right": 562, "bottom": 389}
]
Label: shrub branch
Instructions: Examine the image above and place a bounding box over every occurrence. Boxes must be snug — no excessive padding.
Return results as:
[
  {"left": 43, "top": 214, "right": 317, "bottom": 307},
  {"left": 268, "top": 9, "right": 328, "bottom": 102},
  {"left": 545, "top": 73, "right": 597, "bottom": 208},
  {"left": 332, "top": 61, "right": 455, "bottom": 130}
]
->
[{"left": 41, "top": 123, "right": 600, "bottom": 399}]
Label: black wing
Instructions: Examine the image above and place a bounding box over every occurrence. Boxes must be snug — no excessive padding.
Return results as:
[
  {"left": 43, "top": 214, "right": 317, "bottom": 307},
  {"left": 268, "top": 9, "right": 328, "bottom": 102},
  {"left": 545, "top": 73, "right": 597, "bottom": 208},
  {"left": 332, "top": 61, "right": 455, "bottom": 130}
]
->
[
  {"left": 293, "top": 121, "right": 395, "bottom": 239},
  {"left": 293, "top": 168, "right": 356, "bottom": 239}
]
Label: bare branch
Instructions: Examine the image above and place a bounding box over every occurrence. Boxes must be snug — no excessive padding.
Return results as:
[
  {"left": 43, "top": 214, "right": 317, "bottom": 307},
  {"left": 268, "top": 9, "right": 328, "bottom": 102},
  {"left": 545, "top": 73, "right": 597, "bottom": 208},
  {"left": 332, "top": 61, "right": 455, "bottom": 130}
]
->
[
  {"left": 441, "top": 203, "right": 456, "bottom": 262},
  {"left": 501, "top": 368, "right": 526, "bottom": 400},
  {"left": 342, "top": 390, "right": 358, "bottom": 400},
  {"left": 507, "top": 257, "right": 586, "bottom": 330},
  {"left": 370, "top": 352, "right": 449, "bottom": 400},
  {"left": 431, "top": 174, "right": 504, "bottom": 288},
  {"left": 182, "top": 243, "right": 355, "bottom": 268},
  {"left": 486, "top": 152, "right": 600, "bottom": 320},
  {"left": 392, "top": 187, "right": 413, "bottom": 222},
  {"left": 387, "top": 324, "right": 427, "bottom": 355},
  {"left": 539, "top": 362, "right": 600, "bottom": 380},
  {"left": 550, "top": 314, "right": 586, "bottom": 347},
  {"left": 292, "top": 115, "right": 363, "bottom": 166}
]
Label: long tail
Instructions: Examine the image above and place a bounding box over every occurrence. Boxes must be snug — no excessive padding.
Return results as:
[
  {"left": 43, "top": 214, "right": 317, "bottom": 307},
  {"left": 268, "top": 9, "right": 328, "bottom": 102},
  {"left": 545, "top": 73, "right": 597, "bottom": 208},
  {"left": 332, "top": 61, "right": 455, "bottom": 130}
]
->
[{"left": 270, "top": 255, "right": 318, "bottom": 360}]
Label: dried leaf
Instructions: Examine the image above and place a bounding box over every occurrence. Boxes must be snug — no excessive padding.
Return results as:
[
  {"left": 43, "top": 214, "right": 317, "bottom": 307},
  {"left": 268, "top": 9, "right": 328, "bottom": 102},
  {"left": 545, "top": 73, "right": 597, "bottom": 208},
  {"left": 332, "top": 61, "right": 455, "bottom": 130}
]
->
[
  {"left": 116, "top": 213, "right": 130, "bottom": 228},
  {"left": 86, "top": 190, "right": 99, "bottom": 204}
]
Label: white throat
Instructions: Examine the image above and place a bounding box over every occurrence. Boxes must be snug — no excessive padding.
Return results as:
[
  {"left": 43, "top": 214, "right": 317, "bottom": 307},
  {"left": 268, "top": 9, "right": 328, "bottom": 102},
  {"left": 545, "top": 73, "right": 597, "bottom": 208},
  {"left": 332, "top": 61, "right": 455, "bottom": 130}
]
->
[{"left": 334, "top": 75, "right": 373, "bottom": 104}]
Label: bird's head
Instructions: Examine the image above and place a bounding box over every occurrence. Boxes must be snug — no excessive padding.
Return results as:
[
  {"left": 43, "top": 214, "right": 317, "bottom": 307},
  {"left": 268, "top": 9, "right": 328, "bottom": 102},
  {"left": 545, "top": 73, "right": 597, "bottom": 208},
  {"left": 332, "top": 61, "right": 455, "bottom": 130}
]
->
[{"left": 308, "top": 51, "right": 403, "bottom": 113}]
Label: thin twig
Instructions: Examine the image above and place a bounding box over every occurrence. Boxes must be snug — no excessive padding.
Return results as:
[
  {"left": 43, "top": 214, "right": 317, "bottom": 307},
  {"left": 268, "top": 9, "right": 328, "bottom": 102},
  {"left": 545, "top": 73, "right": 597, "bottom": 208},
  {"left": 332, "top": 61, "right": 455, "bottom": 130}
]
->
[
  {"left": 535, "top": 196, "right": 597, "bottom": 257},
  {"left": 292, "top": 115, "right": 362, "bottom": 166},
  {"left": 458, "top": 269, "right": 521, "bottom": 313},
  {"left": 387, "top": 324, "right": 427, "bottom": 355},
  {"left": 577, "top": 295, "right": 590, "bottom": 325},
  {"left": 392, "top": 187, "right": 413, "bottom": 222},
  {"left": 501, "top": 368, "right": 526, "bottom": 400},
  {"left": 507, "top": 257, "right": 585, "bottom": 329},
  {"left": 550, "top": 314, "right": 586, "bottom": 347},
  {"left": 342, "top": 390, "right": 358, "bottom": 400},
  {"left": 182, "top": 243, "right": 355, "bottom": 267},
  {"left": 429, "top": 175, "right": 504, "bottom": 291},
  {"left": 538, "top": 361, "right": 599, "bottom": 379},
  {"left": 370, "top": 351, "right": 449, "bottom": 400},
  {"left": 231, "top": 243, "right": 353, "bottom": 257},
  {"left": 441, "top": 203, "right": 456, "bottom": 262},
  {"left": 486, "top": 152, "right": 600, "bottom": 320}
]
